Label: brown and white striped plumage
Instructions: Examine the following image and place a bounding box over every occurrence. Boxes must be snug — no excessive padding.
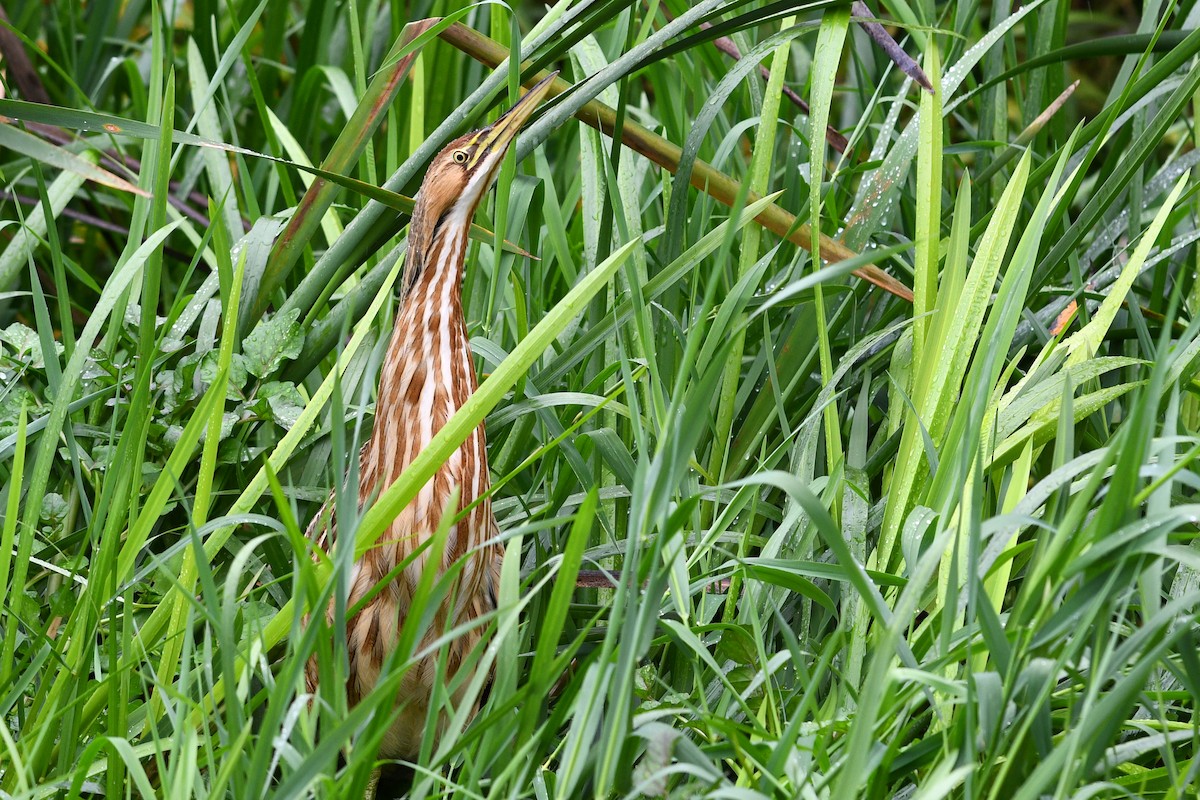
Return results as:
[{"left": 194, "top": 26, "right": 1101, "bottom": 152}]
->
[{"left": 304, "top": 76, "right": 555, "bottom": 763}]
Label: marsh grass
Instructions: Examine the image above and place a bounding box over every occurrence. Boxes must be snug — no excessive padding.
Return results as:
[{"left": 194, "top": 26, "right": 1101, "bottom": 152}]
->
[{"left": 2, "top": 1, "right": 1199, "bottom": 797}]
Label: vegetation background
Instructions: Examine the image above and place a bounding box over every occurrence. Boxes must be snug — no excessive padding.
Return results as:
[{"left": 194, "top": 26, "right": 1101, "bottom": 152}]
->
[{"left": 1, "top": 0, "right": 1199, "bottom": 797}]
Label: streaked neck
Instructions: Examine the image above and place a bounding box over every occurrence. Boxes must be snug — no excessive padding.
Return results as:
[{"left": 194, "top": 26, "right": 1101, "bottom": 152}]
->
[{"left": 361, "top": 225, "right": 474, "bottom": 493}]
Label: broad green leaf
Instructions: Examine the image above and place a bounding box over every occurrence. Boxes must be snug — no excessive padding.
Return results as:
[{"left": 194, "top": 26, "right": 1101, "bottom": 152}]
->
[{"left": 241, "top": 308, "right": 304, "bottom": 378}]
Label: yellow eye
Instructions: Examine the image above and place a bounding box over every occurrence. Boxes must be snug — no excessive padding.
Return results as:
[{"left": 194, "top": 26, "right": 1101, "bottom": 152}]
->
[{"left": 452, "top": 150, "right": 468, "bottom": 164}]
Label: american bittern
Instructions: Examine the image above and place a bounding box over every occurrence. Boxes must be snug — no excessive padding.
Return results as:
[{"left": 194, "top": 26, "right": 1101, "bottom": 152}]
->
[{"left": 304, "top": 74, "right": 557, "bottom": 778}]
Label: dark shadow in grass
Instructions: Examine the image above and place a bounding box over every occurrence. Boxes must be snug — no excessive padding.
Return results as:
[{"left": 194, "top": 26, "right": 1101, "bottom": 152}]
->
[{"left": 375, "top": 763, "right": 415, "bottom": 799}]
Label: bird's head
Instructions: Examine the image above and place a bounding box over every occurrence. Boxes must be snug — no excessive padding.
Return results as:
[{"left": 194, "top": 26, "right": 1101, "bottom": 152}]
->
[{"left": 408, "top": 72, "right": 557, "bottom": 273}]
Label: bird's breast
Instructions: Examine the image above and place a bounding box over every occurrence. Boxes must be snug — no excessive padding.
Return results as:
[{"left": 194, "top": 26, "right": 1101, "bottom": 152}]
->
[
  {"left": 330, "top": 288, "right": 499, "bottom": 724},
  {"left": 359, "top": 292, "right": 492, "bottom": 586}
]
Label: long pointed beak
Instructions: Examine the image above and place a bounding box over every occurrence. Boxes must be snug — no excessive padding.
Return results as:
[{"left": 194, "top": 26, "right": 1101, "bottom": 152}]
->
[{"left": 473, "top": 72, "right": 559, "bottom": 161}]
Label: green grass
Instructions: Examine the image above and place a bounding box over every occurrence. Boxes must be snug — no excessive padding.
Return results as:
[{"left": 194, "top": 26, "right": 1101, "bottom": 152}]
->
[{"left": 2, "top": 1, "right": 1200, "bottom": 797}]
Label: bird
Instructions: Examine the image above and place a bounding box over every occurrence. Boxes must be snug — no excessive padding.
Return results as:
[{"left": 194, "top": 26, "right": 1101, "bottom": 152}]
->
[{"left": 304, "top": 73, "right": 557, "bottom": 790}]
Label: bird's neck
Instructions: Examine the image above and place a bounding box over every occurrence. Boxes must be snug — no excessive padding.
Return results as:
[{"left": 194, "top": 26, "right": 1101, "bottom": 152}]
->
[
  {"left": 361, "top": 226, "right": 476, "bottom": 494},
  {"left": 406, "top": 224, "right": 471, "bottom": 313}
]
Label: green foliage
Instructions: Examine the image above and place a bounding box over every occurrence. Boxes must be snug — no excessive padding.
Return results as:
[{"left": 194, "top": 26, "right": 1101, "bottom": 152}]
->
[
  {"left": 2, "top": 1, "right": 1199, "bottom": 799},
  {"left": 242, "top": 309, "right": 305, "bottom": 378}
]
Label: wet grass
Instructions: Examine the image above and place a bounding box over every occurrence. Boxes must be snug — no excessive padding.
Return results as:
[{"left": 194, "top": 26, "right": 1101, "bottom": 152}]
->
[{"left": 2, "top": 1, "right": 1199, "bottom": 797}]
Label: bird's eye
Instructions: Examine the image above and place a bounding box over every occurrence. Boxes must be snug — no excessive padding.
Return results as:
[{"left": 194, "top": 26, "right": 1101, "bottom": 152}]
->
[{"left": 452, "top": 150, "right": 469, "bottom": 164}]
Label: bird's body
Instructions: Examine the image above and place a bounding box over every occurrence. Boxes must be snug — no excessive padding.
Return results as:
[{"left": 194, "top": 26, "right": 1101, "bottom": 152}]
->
[
  {"left": 306, "top": 227, "right": 500, "bottom": 756},
  {"left": 304, "top": 75, "right": 556, "bottom": 764}
]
